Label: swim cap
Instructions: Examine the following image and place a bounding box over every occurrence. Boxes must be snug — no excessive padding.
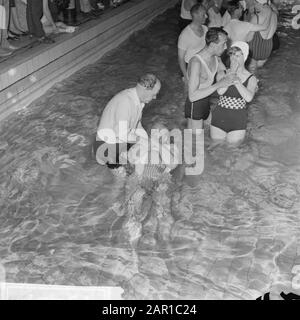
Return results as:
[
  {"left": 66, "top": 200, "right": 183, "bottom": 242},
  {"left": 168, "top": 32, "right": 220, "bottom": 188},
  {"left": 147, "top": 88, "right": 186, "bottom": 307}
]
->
[{"left": 231, "top": 41, "right": 249, "bottom": 62}]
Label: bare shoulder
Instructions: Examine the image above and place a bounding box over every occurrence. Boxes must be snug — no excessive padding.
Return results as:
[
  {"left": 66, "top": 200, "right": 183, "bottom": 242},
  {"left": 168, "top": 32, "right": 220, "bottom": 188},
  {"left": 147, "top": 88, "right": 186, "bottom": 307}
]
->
[
  {"left": 189, "top": 55, "right": 201, "bottom": 66},
  {"left": 247, "top": 73, "right": 258, "bottom": 86},
  {"left": 262, "top": 5, "right": 272, "bottom": 15}
]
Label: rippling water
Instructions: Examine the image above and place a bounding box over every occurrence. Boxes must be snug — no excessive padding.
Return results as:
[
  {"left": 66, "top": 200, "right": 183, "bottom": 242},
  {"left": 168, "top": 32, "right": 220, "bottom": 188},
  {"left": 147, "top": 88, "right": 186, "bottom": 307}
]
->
[{"left": 0, "top": 2, "right": 299, "bottom": 299}]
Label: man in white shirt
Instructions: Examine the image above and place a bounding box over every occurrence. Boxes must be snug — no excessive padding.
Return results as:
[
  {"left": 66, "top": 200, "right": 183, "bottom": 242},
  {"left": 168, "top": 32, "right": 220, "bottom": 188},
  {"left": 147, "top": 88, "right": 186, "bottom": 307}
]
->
[
  {"left": 93, "top": 74, "right": 161, "bottom": 169},
  {"left": 178, "top": 3, "right": 208, "bottom": 82}
]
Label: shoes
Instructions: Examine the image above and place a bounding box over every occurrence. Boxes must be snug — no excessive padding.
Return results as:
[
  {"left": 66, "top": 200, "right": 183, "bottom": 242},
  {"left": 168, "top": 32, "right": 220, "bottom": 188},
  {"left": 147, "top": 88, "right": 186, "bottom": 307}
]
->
[
  {"left": 20, "top": 31, "right": 30, "bottom": 36},
  {"left": 0, "top": 48, "right": 12, "bottom": 57},
  {"left": 37, "top": 36, "right": 55, "bottom": 44},
  {"left": 91, "top": 9, "right": 103, "bottom": 17},
  {"left": 110, "top": 0, "right": 124, "bottom": 7},
  {"left": 6, "top": 44, "right": 19, "bottom": 50},
  {"left": 97, "top": 3, "right": 105, "bottom": 10},
  {"left": 7, "top": 35, "right": 20, "bottom": 41}
]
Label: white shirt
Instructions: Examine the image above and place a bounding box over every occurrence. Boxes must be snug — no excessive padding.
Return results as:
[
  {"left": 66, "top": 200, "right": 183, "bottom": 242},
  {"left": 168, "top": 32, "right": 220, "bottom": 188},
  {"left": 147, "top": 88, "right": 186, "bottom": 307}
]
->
[
  {"left": 97, "top": 88, "right": 145, "bottom": 144},
  {"left": 223, "top": 19, "right": 254, "bottom": 43},
  {"left": 222, "top": 10, "right": 231, "bottom": 27},
  {"left": 178, "top": 25, "right": 208, "bottom": 63}
]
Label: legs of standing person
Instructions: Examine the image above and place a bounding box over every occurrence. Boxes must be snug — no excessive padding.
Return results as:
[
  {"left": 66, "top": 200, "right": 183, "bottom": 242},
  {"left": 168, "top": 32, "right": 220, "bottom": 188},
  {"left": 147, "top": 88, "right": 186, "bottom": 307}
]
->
[
  {"left": 248, "top": 58, "right": 258, "bottom": 74},
  {"left": 187, "top": 118, "right": 204, "bottom": 133},
  {"left": 14, "top": 0, "right": 28, "bottom": 33},
  {"left": 256, "top": 59, "right": 267, "bottom": 68},
  {"left": 210, "top": 106, "right": 247, "bottom": 146},
  {"left": 248, "top": 35, "right": 273, "bottom": 73},
  {"left": 0, "top": 0, "right": 17, "bottom": 53},
  {"left": 26, "top": 0, "right": 45, "bottom": 39},
  {"left": 0, "top": 0, "right": 11, "bottom": 55},
  {"left": 185, "top": 98, "right": 211, "bottom": 134},
  {"left": 248, "top": 57, "right": 267, "bottom": 74},
  {"left": 0, "top": 0, "right": 9, "bottom": 47},
  {"left": 9, "top": 0, "right": 27, "bottom": 35},
  {"left": 210, "top": 125, "right": 246, "bottom": 146},
  {"left": 226, "top": 130, "right": 246, "bottom": 146},
  {"left": 210, "top": 125, "right": 226, "bottom": 142}
]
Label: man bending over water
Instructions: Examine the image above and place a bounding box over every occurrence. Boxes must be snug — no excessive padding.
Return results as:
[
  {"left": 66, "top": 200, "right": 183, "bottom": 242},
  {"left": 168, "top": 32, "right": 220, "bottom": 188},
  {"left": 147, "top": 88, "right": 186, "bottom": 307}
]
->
[{"left": 93, "top": 74, "right": 161, "bottom": 171}]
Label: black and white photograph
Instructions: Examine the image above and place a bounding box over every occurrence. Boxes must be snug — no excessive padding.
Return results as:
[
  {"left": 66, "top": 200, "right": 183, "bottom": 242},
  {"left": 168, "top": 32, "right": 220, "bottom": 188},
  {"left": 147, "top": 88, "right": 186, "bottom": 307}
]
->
[{"left": 0, "top": 0, "right": 300, "bottom": 303}]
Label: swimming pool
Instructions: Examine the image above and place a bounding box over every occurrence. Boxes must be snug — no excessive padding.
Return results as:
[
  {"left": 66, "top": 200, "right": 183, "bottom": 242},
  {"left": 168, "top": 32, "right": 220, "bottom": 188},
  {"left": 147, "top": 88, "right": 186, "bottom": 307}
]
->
[{"left": 0, "top": 2, "right": 299, "bottom": 299}]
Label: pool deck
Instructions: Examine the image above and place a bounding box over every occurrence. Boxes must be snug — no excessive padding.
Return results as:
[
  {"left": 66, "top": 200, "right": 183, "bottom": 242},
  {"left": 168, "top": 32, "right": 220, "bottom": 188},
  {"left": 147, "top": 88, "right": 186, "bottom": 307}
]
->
[{"left": 0, "top": 0, "right": 178, "bottom": 122}]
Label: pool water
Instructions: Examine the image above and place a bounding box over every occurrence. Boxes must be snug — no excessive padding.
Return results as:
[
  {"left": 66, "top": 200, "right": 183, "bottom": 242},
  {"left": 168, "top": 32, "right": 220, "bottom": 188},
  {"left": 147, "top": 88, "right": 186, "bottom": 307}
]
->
[{"left": 0, "top": 2, "right": 299, "bottom": 299}]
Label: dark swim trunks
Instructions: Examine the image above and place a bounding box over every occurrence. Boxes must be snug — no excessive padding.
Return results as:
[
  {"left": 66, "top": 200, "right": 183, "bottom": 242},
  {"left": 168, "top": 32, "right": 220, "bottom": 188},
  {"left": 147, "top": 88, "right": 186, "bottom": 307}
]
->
[
  {"left": 184, "top": 96, "right": 211, "bottom": 121},
  {"left": 248, "top": 31, "right": 273, "bottom": 60}
]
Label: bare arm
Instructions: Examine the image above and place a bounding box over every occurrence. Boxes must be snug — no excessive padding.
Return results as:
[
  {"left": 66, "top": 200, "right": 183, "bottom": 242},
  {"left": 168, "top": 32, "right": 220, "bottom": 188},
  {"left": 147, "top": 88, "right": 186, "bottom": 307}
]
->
[
  {"left": 249, "top": 7, "right": 272, "bottom": 32},
  {"left": 178, "top": 48, "right": 188, "bottom": 79},
  {"left": 188, "top": 58, "right": 218, "bottom": 102},
  {"left": 188, "top": 58, "right": 235, "bottom": 102},
  {"left": 234, "top": 76, "right": 258, "bottom": 102}
]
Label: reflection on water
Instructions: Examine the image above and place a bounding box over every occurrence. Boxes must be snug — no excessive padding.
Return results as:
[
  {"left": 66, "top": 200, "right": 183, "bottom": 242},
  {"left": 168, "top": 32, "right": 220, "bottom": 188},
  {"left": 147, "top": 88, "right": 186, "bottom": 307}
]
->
[{"left": 0, "top": 3, "right": 299, "bottom": 299}]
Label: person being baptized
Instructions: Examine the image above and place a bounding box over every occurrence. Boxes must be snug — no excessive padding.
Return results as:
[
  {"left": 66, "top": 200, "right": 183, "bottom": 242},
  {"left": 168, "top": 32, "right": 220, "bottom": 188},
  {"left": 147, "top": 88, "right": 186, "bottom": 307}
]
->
[
  {"left": 127, "top": 122, "right": 180, "bottom": 182},
  {"left": 119, "top": 123, "right": 180, "bottom": 245}
]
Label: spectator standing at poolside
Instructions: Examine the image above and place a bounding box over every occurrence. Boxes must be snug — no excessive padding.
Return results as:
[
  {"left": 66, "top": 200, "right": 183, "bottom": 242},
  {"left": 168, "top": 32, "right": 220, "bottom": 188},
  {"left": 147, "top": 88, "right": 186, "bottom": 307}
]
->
[
  {"left": 0, "top": 0, "right": 18, "bottom": 57},
  {"left": 178, "top": 3, "right": 208, "bottom": 83},
  {"left": 26, "top": 0, "right": 55, "bottom": 43},
  {"left": 8, "top": 0, "right": 28, "bottom": 38},
  {"left": 41, "top": 0, "right": 78, "bottom": 34}
]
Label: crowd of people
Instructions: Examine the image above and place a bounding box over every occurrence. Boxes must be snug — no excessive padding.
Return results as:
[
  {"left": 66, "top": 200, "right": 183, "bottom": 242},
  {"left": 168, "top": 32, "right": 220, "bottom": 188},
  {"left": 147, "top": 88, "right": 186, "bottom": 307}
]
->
[
  {"left": 179, "top": 0, "right": 278, "bottom": 144},
  {"left": 94, "top": 0, "right": 279, "bottom": 178},
  {"left": 0, "top": 0, "right": 128, "bottom": 57}
]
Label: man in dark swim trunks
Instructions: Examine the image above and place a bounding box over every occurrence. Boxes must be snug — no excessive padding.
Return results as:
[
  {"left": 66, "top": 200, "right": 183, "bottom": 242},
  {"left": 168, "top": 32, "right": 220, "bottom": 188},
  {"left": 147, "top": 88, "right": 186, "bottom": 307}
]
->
[{"left": 185, "top": 27, "right": 236, "bottom": 133}]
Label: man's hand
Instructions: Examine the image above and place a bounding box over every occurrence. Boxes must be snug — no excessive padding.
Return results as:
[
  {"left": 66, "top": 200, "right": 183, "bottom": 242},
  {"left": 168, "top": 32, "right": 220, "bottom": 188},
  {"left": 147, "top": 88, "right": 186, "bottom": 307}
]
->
[{"left": 217, "top": 74, "right": 238, "bottom": 88}]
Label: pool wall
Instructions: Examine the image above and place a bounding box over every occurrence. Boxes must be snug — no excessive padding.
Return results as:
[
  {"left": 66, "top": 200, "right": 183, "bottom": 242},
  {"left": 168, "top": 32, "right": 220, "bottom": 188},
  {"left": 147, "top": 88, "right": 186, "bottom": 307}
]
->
[{"left": 0, "top": 0, "right": 178, "bottom": 122}]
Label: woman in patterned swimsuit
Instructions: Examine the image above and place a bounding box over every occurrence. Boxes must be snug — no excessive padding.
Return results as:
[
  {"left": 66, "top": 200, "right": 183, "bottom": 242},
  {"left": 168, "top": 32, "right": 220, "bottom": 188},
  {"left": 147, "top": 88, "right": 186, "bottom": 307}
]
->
[{"left": 210, "top": 41, "right": 258, "bottom": 145}]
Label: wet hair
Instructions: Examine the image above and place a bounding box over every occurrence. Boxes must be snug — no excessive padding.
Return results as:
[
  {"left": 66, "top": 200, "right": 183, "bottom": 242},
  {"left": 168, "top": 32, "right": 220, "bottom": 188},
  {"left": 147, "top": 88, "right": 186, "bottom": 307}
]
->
[
  {"left": 205, "top": 27, "right": 228, "bottom": 46},
  {"left": 190, "top": 3, "right": 206, "bottom": 17},
  {"left": 137, "top": 74, "right": 159, "bottom": 90}
]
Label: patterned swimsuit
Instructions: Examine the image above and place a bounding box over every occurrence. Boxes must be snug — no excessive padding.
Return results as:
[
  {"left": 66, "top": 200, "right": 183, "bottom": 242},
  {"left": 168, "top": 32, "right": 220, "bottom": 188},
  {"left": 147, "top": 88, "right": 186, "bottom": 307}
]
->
[{"left": 211, "top": 74, "right": 254, "bottom": 133}]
